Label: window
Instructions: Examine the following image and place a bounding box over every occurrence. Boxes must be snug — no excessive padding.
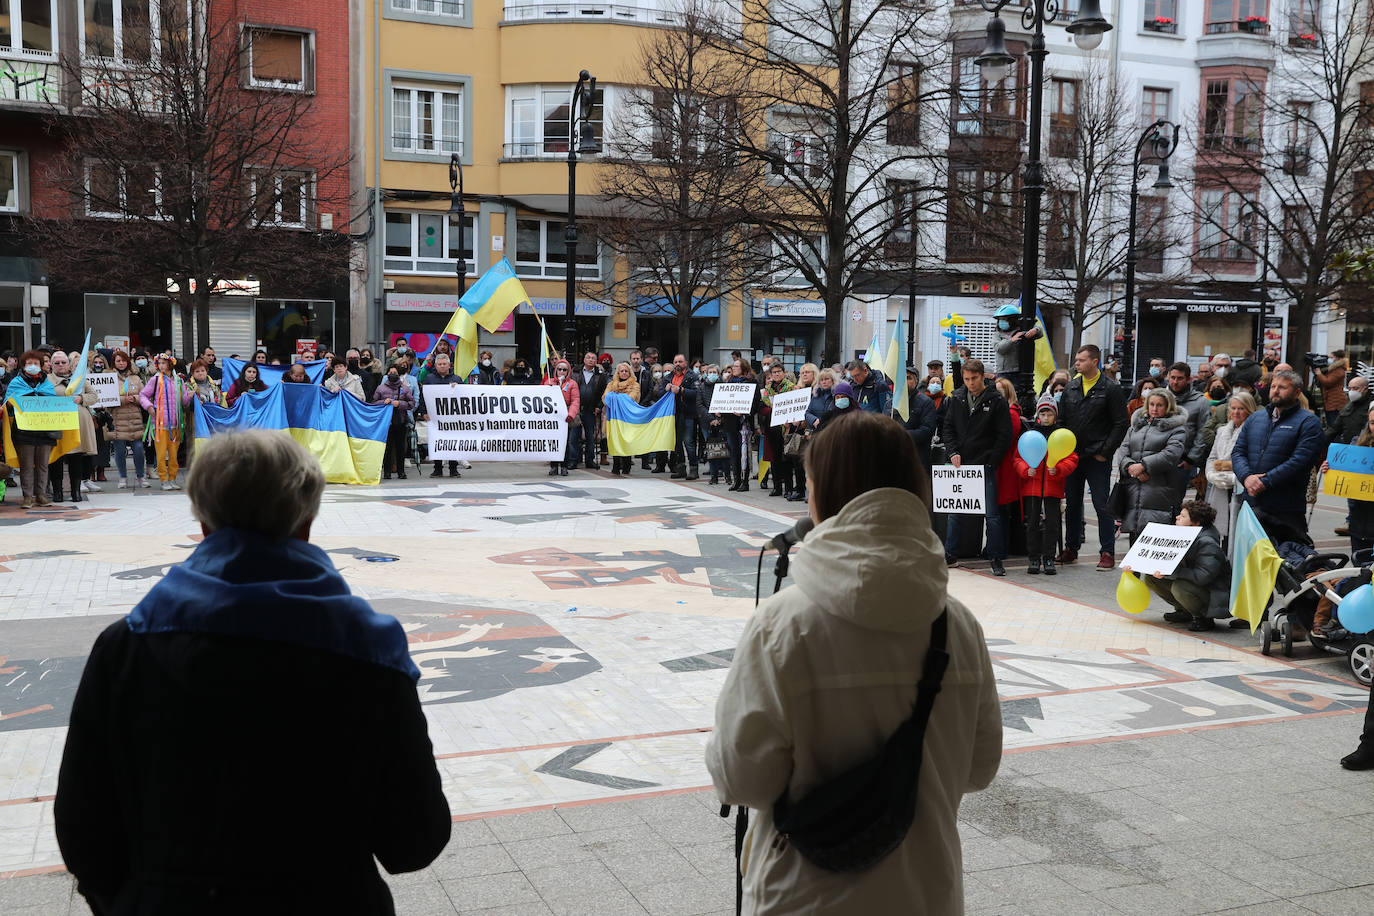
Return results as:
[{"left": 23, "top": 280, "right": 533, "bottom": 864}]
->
[
  {"left": 887, "top": 179, "right": 919, "bottom": 258},
  {"left": 382, "top": 211, "right": 477, "bottom": 274},
  {"left": 1284, "top": 100, "right": 1312, "bottom": 174},
  {"left": 506, "top": 84, "right": 604, "bottom": 158},
  {"left": 245, "top": 27, "right": 311, "bottom": 91},
  {"left": 1202, "top": 74, "right": 1265, "bottom": 153},
  {"left": 1197, "top": 189, "right": 1256, "bottom": 261},
  {"left": 1141, "top": 87, "right": 1171, "bottom": 127},
  {"left": 392, "top": 83, "right": 463, "bottom": 155},
  {"left": 1137, "top": 195, "right": 1168, "bottom": 272},
  {"left": 887, "top": 62, "right": 920, "bottom": 146},
  {"left": 390, "top": 0, "right": 464, "bottom": 18},
  {"left": 1360, "top": 80, "right": 1374, "bottom": 129},
  {"left": 1045, "top": 191, "right": 1076, "bottom": 268},
  {"left": 85, "top": 160, "right": 160, "bottom": 218},
  {"left": 646, "top": 89, "right": 735, "bottom": 161},
  {"left": 249, "top": 171, "right": 310, "bottom": 227},
  {"left": 1049, "top": 78, "right": 1078, "bottom": 158},
  {"left": 952, "top": 52, "right": 1022, "bottom": 138},
  {"left": 1206, "top": 0, "right": 1270, "bottom": 33},
  {"left": 1143, "top": 0, "right": 1178, "bottom": 32},
  {"left": 0, "top": 0, "right": 57, "bottom": 53},
  {"left": 947, "top": 166, "right": 1018, "bottom": 262},
  {"left": 769, "top": 109, "right": 826, "bottom": 180},
  {"left": 1288, "top": 0, "right": 1319, "bottom": 47},
  {"left": 81, "top": 0, "right": 169, "bottom": 62},
  {"left": 514, "top": 217, "right": 599, "bottom": 280},
  {"left": 0, "top": 151, "right": 19, "bottom": 212}
]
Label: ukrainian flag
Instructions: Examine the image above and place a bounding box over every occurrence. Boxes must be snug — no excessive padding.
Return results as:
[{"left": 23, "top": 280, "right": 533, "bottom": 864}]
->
[
  {"left": 883, "top": 311, "right": 909, "bottom": 421},
  {"left": 1229, "top": 502, "right": 1282, "bottom": 633},
  {"left": 605, "top": 392, "right": 676, "bottom": 456},
  {"left": 194, "top": 383, "right": 392, "bottom": 485},
  {"left": 1033, "top": 306, "right": 1056, "bottom": 394},
  {"left": 3, "top": 387, "right": 82, "bottom": 471},
  {"left": 458, "top": 258, "right": 532, "bottom": 334},
  {"left": 1321, "top": 443, "right": 1374, "bottom": 501}
]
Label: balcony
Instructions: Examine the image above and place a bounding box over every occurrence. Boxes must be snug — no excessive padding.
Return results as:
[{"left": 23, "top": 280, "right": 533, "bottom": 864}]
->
[
  {"left": 1282, "top": 144, "right": 1311, "bottom": 175},
  {"left": 953, "top": 113, "right": 1022, "bottom": 141},
  {"left": 1202, "top": 134, "right": 1263, "bottom": 155},
  {"left": 1143, "top": 17, "right": 1178, "bottom": 34},
  {"left": 503, "top": 0, "right": 700, "bottom": 26},
  {"left": 1206, "top": 18, "right": 1272, "bottom": 34},
  {"left": 0, "top": 50, "right": 62, "bottom": 109}
]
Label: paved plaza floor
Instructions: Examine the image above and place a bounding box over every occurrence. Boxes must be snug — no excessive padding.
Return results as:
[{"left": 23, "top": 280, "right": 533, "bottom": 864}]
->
[{"left": 0, "top": 462, "right": 1370, "bottom": 915}]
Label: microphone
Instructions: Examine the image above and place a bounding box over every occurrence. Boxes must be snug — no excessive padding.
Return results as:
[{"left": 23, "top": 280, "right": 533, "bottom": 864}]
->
[{"left": 769, "top": 517, "right": 815, "bottom": 554}]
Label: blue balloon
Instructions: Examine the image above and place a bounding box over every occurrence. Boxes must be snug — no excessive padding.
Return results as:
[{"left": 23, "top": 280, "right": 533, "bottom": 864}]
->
[
  {"left": 1017, "top": 431, "right": 1048, "bottom": 469},
  {"left": 1338, "top": 583, "right": 1374, "bottom": 634}
]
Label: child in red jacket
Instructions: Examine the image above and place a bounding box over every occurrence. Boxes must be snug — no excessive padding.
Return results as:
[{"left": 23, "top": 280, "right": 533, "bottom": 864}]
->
[{"left": 1013, "top": 395, "right": 1080, "bottom": 575}]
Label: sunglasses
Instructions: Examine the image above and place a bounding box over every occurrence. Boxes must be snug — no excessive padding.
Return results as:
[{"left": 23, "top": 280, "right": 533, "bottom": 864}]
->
[{"left": 557, "top": 368, "right": 569, "bottom": 374}]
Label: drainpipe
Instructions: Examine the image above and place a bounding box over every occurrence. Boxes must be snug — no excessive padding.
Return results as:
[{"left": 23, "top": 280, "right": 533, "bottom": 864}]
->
[{"left": 373, "top": 0, "right": 385, "bottom": 350}]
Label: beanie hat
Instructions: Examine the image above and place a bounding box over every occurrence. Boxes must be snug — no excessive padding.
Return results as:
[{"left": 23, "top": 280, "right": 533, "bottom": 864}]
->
[
  {"left": 1035, "top": 394, "right": 1058, "bottom": 415},
  {"left": 833, "top": 381, "right": 855, "bottom": 401}
]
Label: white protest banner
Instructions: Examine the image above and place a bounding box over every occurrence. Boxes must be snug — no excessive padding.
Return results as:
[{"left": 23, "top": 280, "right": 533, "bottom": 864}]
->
[
  {"left": 769, "top": 388, "right": 813, "bottom": 426},
  {"left": 423, "top": 384, "right": 567, "bottom": 461},
  {"left": 708, "top": 382, "right": 757, "bottom": 414},
  {"left": 931, "top": 465, "right": 985, "bottom": 515},
  {"left": 1120, "top": 523, "right": 1202, "bottom": 577},
  {"left": 85, "top": 373, "right": 121, "bottom": 409}
]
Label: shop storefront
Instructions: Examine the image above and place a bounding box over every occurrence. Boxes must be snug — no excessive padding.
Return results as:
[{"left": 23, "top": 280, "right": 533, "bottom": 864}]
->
[
  {"left": 634, "top": 296, "right": 719, "bottom": 365},
  {"left": 515, "top": 298, "right": 612, "bottom": 364},
  {"left": 751, "top": 298, "right": 824, "bottom": 371},
  {"left": 1136, "top": 297, "right": 1282, "bottom": 369}
]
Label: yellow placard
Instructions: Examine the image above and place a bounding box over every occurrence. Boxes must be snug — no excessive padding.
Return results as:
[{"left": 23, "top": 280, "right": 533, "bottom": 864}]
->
[
  {"left": 1323, "top": 468, "right": 1374, "bottom": 502},
  {"left": 11, "top": 397, "right": 79, "bottom": 432}
]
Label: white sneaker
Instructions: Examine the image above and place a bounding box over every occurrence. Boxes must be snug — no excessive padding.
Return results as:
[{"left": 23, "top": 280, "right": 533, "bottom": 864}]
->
[
  {"left": 117, "top": 479, "right": 129, "bottom": 489},
  {"left": 83, "top": 480, "right": 101, "bottom": 492},
  {"left": 138, "top": 478, "right": 151, "bottom": 488},
  {"left": 160, "top": 481, "right": 174, "bottom": 490},
  {"left": 168, "top": 480, "right": 181, "bottom": 490},
  {"left": 458, "top": 460, "right": 472, "bottom": 470}
]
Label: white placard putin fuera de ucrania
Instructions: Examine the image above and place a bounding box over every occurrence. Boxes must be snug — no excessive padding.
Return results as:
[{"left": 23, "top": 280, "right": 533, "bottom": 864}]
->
[
  {"left": 931, "top": 465, "right": 985, "bottom": 515},
  {"left": 769, "top": 388, "right": 813, "bottom": 426},
  {"left": 1120, "top": 523, "right": 1203, "bottom": 577},
  {"left": 423, "top": 384, "right": 568, "bottom": 461},
  {"left": 84, "top": 373, "right": 121, "bottom": 409},
  {"left": 708, "top": 382, "right": 757, "bottom": 414}
]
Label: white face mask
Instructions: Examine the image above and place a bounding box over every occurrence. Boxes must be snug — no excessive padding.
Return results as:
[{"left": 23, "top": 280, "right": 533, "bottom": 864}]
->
[
  {"left": 653, "top": 372, "right": 663, "bottom": 380},
  {"left": 481, "top": 359, "right": 492, "bottom": 368},
  {"left": 1350, "top": 388, "right": 1365, "bottom": 401},
  {"left": 1214, "top": 366, "right": 1228, "bottom": 379}
]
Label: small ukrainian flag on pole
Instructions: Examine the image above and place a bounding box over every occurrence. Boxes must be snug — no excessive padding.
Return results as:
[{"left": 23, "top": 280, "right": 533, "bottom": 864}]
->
[{"left": 458, "top": 258, "right": 533, "bottom": 334}]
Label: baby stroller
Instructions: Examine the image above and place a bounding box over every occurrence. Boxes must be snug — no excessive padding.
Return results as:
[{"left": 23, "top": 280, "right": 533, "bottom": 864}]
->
[{"left": 1261, "top": 543, "right": 1374, "bottom": 686}]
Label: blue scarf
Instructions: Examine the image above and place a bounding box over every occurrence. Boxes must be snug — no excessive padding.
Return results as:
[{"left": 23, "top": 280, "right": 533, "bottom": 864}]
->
[{"left": 127, "top": 528, "right": 419, "bottom": 680}]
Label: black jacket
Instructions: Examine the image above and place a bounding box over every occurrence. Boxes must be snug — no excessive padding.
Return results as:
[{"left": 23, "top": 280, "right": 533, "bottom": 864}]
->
[
  {"left": 1331, "top": 396, "right": 1369, "bottom": 445},
  {"left": 903, "top": 391, "right": 938, "bottom": 469},
  {"left": 575, "top": 366, "right": 607, "bottom": 412},
  {"left": 1059, "top": 373, "right": 1128, "bottom": 459},
  {"left": 417, "top": 370, "right": 462, "bottom": 418},
  {"left": 664, "top": 368, "right": 699, "bottom": 418},
  {"left": 633, "top": 365, "right": 655, "bottom": 405},
  {"left": 941, "top": 385, "right": 1011, "bottom": 467}
]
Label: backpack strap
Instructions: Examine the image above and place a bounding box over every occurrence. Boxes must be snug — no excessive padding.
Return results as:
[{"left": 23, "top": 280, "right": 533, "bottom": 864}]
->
[{"left": 913, "top": 610, "right": 950, "bottom": 730}]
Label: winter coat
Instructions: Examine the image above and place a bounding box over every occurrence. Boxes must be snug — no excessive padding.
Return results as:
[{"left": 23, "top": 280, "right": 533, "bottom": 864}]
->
[
  {"left": 110, "top": 371, "right": 148, "bottom": 441},
  {"left": 1232, "top": 402, "right": 1325, "bottom": 523},
  {"left": 1202, "top": 400, "right": 1230, "bottom": 449},
  {"left": 506, "top": 367, "right": 539, "bottom": 386},
  {"left": 1012, "top": 423, "right": 1080, "bottom": 499},
  {"left": 1172, "top": 385, "right": 1213, "bottom": 466},
  {"left": 138, "top": 373, "right": 194, "bottom": 431},
  {"left": 1058, "top": 372, "right": 1128, "bottom": 460},
  {"left": 605, "top": 373, "right": 640, "bottom": 403},
  {"left": 4, "top": 371, "right": 60, "bottom": 447},
  {"left": 545, "top": 375, "right": 580, "bottom": 421},
  {"left": 51, "top": 374, "right": 99, "bottom": 456},
  {"left": 1205, "top": 420, "right": 1243, "bottom": 539},
  {"left": 372, "top": 376, "right": 416, "bottom": 422},
  {"left": 1231, "top": 358, "right": 1263, "bottom": 389},
  {"left": 1167, "top": 525, "right": 1231, "bottom": 618},
  {"left": 631, "top": 365, "right": 654, "bottom": 404},
  {"left": 805, "top": 388, "right": 835, "bottom": 430},
  {"left": 189, "top": 377, "right": 224, "bottom": 409},
  {"left": 54, "top": 528, "right": 450, "bottom": 915},
  {"left": 1118, "top": 409, "right": 1188, "bottom": 534},
  {"left": 664, "top": 368, "right": 699, "bottom": 418},
  {"left": 854, "top": 371, "right": 893, "bottom": 415},
  {"left": 995, "top": 402, "right": 1026, "bottom": 506},
  {"left": 1318, "top": 358, "right": 1348, "bottom": 412},
  {"left": 225, "top": 377, "right": 267, "bottom": 408},
  {"left": 574, "top": 366, "right": 606, "bottom": 412},
  {"left": 941, "top": 385, "right": 1012, "bottom": 468},
  {"left": 705, "top": 488, "right": 1001, "bottom": 916},
  {"left": 697, "top": 379, "right": 718, "bottom": 427},
  {"left": 1330, "top": 394, "right": 1369, "bottom": 445},
  {"left": 324, "top": 372, "right": 366, "bottom": 401},
  {"left": 474, "top": 365, "right": 503, "bottom": 386},
  {"left": 416, "top": 370, "right": 462, "bottom": 419},
  {"left": 759, "top": 379, "right": 795, "bottom": 428},
  {"left": 902, "top": 391, "right": 938, "bottom": 469}
]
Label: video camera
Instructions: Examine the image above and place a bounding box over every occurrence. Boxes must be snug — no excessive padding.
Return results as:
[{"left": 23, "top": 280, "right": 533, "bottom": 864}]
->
[{"left": 1304, "top": 352, "right": 1330, "bottom": 370}]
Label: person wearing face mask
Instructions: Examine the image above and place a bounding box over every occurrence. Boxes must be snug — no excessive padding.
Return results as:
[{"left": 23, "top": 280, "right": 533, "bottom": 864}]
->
[
  {"left": 720, "top": 359, "right": 760, "bottom": 490},
  {"left": 902, "top": 366, "right": 939, "bottom": 472},
  {"left": 544, "top": 359, "right": 580, "bottom": 476},
  {"left": 1200, "top": 376, "right": 1233, "bottom": 449},
  {"left": 473, "top": 350, "right": 503, "bottom": 386},
  {"left": 87, "top": 354, "right": 114, "bottom": 484},
  {"left": 372, "top": 368, "right": 415, "bottom": 479},
  {"left": 342, "top": 349, "right": 377, "bottom": 400},
  {"left": 1148, "top": 357, "right": 1167, "bottom": 381},
  {"left": 107, "top": 351, "right": 151, "bottom": 488},
  {"left": 1126, "top": 377, "right": 1159, "bottom": 419},
  {"left": 697, "top": 364, "right": 731, "bottom": 486},
  {"left": 507, "top": 358, "right": 538, "bottom": 386},
  {"left": 817, "top": 380, "right": 858, "bottom": 431},
  {"left": 5, "top": 350, "right": 62, "bottom": 508},
  {"left": 605, "top": 362, "right": 642, "bottom": 477},
  {"left": 1118, "top": 388, "right": 1188, "bottom": 544},
  {"left": 1314, "top": 349, "right": 1350, "bottom": 425},
  {"left": 131, "top": 351, "right": 152, "bottom": 381},
  {"left": 992, "top": 303, "right": 1041, "bottom": 378},
  {"left": 48, "top": 351, "right": 99, "bottom": 503},
  {"left": 1329, "top": 374, "right": 1369, "bottom": 446}
]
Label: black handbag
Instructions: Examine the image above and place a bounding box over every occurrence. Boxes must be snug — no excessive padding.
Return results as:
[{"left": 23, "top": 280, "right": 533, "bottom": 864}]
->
[
  {"left": 704, "top": 435, "right": 730, "bottom": 461},
  {"left": 770, "top": 610, "right": 950, "bottom": 873},
  {"left": 1108, "top": 479, "right": 1128, "bottom": 519}
]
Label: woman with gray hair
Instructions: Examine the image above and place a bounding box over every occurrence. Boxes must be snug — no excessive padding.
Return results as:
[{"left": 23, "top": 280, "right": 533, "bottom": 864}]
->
[
  {"left": 1119, "top": 387, "right": 1189, "bottom": 541},
  {"left": 1205, "top": 391, "right": 1258, "bottom": 541},
  {"left": 55, "top": 431, "right": 450, "bottom": 914}
]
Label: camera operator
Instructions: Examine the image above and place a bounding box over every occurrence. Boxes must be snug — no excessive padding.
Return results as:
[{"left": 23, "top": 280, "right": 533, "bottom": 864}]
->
[{"left": 1310, "top": 350, "right": 1348, "bottom": 425}]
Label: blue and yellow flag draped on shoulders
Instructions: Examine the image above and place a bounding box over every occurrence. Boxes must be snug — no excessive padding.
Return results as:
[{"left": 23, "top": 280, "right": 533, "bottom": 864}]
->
[
  {"left": 194, "top": 384, "right": 392, "bottom": 485},
  {"left": 3, "top": 377, "right": 82, "bottom": 470},
  {"left": 604, "top": 392, "right": 676, "bottom": 456}
]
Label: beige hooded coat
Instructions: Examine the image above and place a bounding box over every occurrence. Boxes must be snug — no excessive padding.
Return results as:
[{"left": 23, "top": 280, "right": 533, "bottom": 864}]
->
[{"left": 706, "top": 488, "right": 1002, "bottom": 914}]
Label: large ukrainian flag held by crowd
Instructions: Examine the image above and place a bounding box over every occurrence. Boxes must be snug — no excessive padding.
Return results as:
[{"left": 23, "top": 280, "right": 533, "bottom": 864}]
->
[
  {"left": 605, "top": 392, "right": 676, "bottom": 456},
  {"left": 194, "top": 383, "right": 392, "bottom": 485}
]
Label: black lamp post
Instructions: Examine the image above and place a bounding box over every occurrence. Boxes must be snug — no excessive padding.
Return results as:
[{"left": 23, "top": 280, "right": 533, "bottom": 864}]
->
[
  {"left": 1121, "top": 120, "right": 1179, "bottom": 387},
  {"left": 975, "top": 0, "right": 1111, "bottom": 406},
  {"left": 564, "top": 70, "right": 599, "bottom": 357},
  {"left": 449, "top": 153, "right": 467, "bottom": 299}
]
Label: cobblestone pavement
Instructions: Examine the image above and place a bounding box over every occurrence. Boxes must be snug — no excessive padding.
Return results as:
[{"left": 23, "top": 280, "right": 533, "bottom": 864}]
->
[{"left": 0, "top": 463, "right": 1369, "bottom": 915}]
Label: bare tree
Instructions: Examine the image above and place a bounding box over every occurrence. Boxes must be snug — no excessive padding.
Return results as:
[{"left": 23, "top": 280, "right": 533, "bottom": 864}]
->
[
  {"left": 590, "top": 4, "right": 773, "bottom": 355},
  {"left": 27, "top": 3, "right": 350, "bottom": 356},
  {"left": 710, "top": 0, "right": 950, "bottom": 360},
  {"left": 1189, "top": 0, "right": 1374, "bottom": 363}
]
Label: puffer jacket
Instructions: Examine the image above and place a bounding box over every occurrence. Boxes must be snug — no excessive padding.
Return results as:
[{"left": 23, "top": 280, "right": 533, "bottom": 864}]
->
[
  {"left": 323, "top": 372, "right": 365, "bottom": 401},
  {"left": 1330, "top": 394, "right": 1369, "bottom": 445},
  {"left": 371, "top": 375, "right": 415, "bottom": 422},
  {"left": 1172, "top": 385, "right": 1212, "bottom": 466},
  {"left": 544, "top": 375, "right": 580, "bottom": 421},
  {"left": 110, "top": 371, "right": 146, "bottom": 441},
  {"left": 1232, "top": 402, "right": 1325, "bottom": 522},
  {"left": 804, "top": 388, "right": 834, "bottom": 430},
  {"left": 1118, "top": 409, "right": 1188, "bottom": 534},
  {"left": 705, "top": 488, "right": 1002, "bottom": 916},
  {"left": 1012, "top": 422, "right": 1080, "bottom": 499},
  {"left": 1168, "top": 525, "right": 1231, "bottom": 618}
]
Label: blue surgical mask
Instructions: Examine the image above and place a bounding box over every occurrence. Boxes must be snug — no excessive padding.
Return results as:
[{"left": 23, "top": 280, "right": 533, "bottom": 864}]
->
[
  {"left": 135, "top": 358, "right": 148, "bottom": 368},
  {"left": 835, "top": 397, "right": 851, "bottom": 410},
  {"left": 998, "top": 319, "right": 1011, "bottom": 332},
  {"left": 24, "top": 364, "right": 41, "bottom": 376},
  {"left": 706, "top": 373, "right": 719, "bottom": 383},
  {"left": 927, "top": 382, "right": 941, "bottom": 394},
  {"left": 1149, "top": 366, "right": 1162, "bottom": 378},
  {"left": 1053, "top": 391, "right": 1062, "bottom": 403}
]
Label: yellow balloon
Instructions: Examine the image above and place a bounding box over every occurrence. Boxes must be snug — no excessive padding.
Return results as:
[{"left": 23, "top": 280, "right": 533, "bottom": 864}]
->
[
  {"left": 1116, "top": 571, "right": 1151, "bottom": 615},
  {"left": 1046, "top": 428, "right": 1077, "bottom": 467}
]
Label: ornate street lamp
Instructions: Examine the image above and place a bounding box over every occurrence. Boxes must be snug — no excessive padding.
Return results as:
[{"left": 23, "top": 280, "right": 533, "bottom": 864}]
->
[
  {"left": 1121, "top": 121, "right": 1180, "bottom": 385},
  {"left": 449, "top": 153, "right": 466, "bottom": 299},
  {"left": 564, "top": 70, "right": 599, "bottom": 356}
]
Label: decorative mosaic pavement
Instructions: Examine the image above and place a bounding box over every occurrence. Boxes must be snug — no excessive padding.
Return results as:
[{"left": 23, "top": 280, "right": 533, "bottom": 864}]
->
[{"left": 0, "top": 474, "right": 1366, "bottom": 875}]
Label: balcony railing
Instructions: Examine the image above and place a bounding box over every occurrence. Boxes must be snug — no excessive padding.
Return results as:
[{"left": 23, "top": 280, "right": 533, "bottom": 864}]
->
[
  {"left": 504, "top": 1, "right": 691, "bottom": 25},
  {"left": 1, "top": 51, "right": 61, "bottom": 106},
  {"left": 953, "top": 113, "right": 1022, "bottom": 140},
  {"left": 1202, "top": 133, "right": 1262, "bottom": 154},
  {"left": 1143, "top": 17, "right": 1178, "bottom": 33},
  {"left": 1206, "top": 18, "right": 1271, "bottom": 34}
]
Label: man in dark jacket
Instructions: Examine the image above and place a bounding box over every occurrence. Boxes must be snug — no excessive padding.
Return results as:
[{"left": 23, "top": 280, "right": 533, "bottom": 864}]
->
[
  {"left": 55, "top": 431, "right": 450, "bottom": 915},
  {"left": 941, "top": 359, "right": 1012, "bottom": 575},
  {"left": 664, "top": 353, "right": 700, "bottom": 479},
  {"left": 1329, "top": 374, "right": 1368, "bottom": 444},
  {"left": 417, "top": 351, "right": 463, "bottom": 478},
  {"left": 1232, "top": 368, "right": 1325, "bottom": 543},
  {"left": 1167, "top": 361, "right": 1212, "bottom": 499},
  {"left": 1058, "top": 344, "right": 1129, "bottom": 570},
  {"left": 1131, "top": 499, "right": 1230, "bottom": 632},
  {"left": 1231, "top": 349, "right": 1264, "bottom": 389},
  {"left": 902, "top": 366, "right": 938, "bottom": 470},
  {"left": 571, "top": 351, "right": 605, "bottom": 469},
  {"left": 847, "top": 360, "right": 893, "bottom": 414}
]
